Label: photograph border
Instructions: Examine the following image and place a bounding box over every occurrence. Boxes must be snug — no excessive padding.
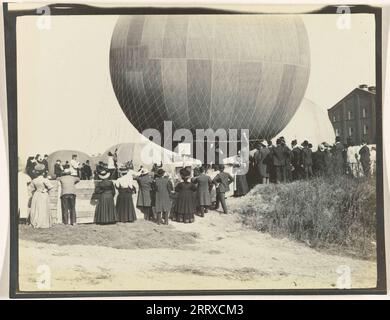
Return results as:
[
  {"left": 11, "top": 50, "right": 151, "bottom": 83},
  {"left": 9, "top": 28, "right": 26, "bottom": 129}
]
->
[{"left": 4, "top": 2, "right": 386, "bottom": 298}]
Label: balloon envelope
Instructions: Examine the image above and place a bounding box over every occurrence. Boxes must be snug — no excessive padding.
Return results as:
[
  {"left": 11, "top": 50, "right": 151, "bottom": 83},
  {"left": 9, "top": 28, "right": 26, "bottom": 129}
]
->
[{"left": 110, "top": 15, "right": 311, "bottom": 142}]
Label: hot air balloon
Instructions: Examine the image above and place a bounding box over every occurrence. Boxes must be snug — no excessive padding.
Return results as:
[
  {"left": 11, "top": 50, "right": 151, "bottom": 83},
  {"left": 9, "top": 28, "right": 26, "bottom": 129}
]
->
[{"left": 109, "top": 15, "right": 310, "bottom": 145}]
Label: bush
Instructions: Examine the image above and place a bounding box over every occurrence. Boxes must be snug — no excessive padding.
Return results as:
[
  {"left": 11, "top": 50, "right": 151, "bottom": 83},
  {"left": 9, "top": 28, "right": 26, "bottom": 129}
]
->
[{"left": 232, "top": 176, "right": 376, "bottom": 259}]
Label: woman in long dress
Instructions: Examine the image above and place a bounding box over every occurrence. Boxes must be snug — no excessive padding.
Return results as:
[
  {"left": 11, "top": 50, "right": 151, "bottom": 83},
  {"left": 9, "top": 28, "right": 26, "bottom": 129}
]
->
[
  {"left": 172, "top": 169, "right": 197, "bottom": 223},
  {"left": 94, "top": 169, "right": 118, "bottom": 224},
  {"left": 18, "top": 167, "right": 32, "bottom": 224},
  {"left": 233, "top": 152, "right": 249, "bottom": 197},
  {"left": 115, "top": 168, "right": 137, "bottom": 223},
  {"left": 134, "top": 168, "right": 154, "bottom": 221},
  {"left": 153, "top": 168, "right": 173, "bottom": 225},
  {"left": 29, "top": 164, "right": 53, "bottom": 228}
]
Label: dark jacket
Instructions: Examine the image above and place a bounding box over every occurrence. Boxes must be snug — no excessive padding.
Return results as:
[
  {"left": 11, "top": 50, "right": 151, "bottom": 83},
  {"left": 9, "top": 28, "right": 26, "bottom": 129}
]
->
[
  {"left": 332, "top": 142, "right": 345, "bottom": 167},
  {"left": 135, "top": 174, "right": 154, "bottom": 207},
  {"left": 42, "top": 159, "right": 49, "bottom": 173},
  {"left": 359, "top": 145, "right": 370, "bottom": 164},
  {"left": 54, "top": 163, "right": 63, "bottom": 178},
  {"left": 291, "top": 147, "right": 303, "bottom": 168},
  {"left": 213, "top": 171, "right": 234, "bottom": 193},
  {"left": 192, "top": 173, "right": 212, "bottom": 206},
  {"left": 94, "top": 179, "right": 115, "bottom": 196},
  {"left": 302, "top": 147, "right": 313, "bottom": 167},
  {"left": 254, "top": 147, "right": 270, "bottom": 177},
  {"left": 83, "top": 164, "right": 92, "bottom": 179},
  {"left": 283, "top": 145, "right": 292, "bottom": 165},
  {"left": 272, "top": 145, "right": 287, "bottom": 166},
  {"left": 314, "top": 150, "right": 326, "bottom": 173},
  {"left": 153, "top": 176, "right": 173, "bottom": 213}
]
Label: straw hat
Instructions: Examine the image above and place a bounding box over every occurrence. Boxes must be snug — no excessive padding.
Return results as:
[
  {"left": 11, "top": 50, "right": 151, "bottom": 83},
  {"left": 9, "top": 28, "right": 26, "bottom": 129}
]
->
[
  {"left": 139, "top": 168, "right": 149, "bottom": 176},
  {"left": 98, "top": 169, "right": 111, "bottom": 180},
  {"left": 119, "top": 165, "right": 128, "bottom": 174},
  {"left": 34, "top": 164, "right": 45, "bottom": 172}
]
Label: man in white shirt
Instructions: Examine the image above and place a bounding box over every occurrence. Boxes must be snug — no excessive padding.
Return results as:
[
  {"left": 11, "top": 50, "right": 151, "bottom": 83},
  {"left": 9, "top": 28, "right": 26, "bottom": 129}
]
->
[{"left": 70, "top": 154, "right": 80, "bottom": 177}]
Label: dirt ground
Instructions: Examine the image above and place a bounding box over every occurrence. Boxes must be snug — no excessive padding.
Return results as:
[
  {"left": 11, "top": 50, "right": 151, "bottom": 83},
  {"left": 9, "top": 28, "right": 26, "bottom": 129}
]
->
[{"left": 18, "top": 198, "right": 377, "bottom": 292}]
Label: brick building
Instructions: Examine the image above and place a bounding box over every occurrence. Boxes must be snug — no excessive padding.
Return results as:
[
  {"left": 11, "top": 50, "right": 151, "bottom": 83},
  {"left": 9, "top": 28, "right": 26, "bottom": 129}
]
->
[{"left": 327, "top": 85, "right": 376, "bottom": 146}]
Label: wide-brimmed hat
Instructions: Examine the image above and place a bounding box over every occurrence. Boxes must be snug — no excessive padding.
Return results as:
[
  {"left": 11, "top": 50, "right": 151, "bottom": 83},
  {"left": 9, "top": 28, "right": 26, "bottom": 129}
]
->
[
  {"left": 119, "top": 165, "right": 128, "bottom": 173},
  {"left": 98, "top": 169, "right": 111, "bottom": 180},
  {"left": 34, "top": 163, "right": 45, "bottom": 172},
  {"left": 156, "top": 168, "right": 165, "bottom": 177},
  {"left": 179, "top": 168, "right": 191, "bottom": 178},
  {"left": 139, "top": 168, "right": 149, "bottom": 175}
]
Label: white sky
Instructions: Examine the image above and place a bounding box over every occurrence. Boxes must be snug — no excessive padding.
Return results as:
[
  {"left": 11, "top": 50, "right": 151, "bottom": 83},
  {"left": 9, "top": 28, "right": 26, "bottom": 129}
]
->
[{"left": 16, "top": 14, "right": 375, "bottom": 159}]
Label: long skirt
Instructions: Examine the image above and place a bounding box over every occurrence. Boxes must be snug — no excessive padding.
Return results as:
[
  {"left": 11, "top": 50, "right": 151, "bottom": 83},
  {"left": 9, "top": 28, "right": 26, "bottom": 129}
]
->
[
  {"left": 172, "top": 211, "right": 195, "bottom": 223},
  {"left": 116, "top": 192, "right": 137, "bottom": 222},
  {"left": 234, "top": 174, "right": 249, "bottom": 197},
  {"left": 94, "top": 193, "right": 117, "bottom": 224},
  {"left": 30, "top": 192, "right": 52, "bottom": 228},
  {"left": 172, "top": 194, "right": 195, "bottom": 223}
]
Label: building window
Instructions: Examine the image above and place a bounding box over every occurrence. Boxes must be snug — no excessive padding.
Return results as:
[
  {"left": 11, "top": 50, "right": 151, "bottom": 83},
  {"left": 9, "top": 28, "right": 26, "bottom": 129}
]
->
[
  {"left": 348, "top": 111, "right": 352, "bottom": 120},
  {"left": 348, "top": 127, "right": 353, "bottom": 136},
  {"left": 335, "top": 128, "right": 340, "bottom": 136},
  {"left": 363, "top": 125, "right": 368, "bottom": 135},
  {"left": 362, "top": 108, "right": 366, "bottom": 118}
]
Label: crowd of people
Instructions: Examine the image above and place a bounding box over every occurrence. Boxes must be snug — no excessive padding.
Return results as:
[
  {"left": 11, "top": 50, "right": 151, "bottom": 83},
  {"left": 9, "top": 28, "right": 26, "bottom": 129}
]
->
[
  {"left": 245, "top": 136, "right": 375, "bottom": 187},
  {"left": 18, "top": 136, "right": 375, "bottom": 229}
]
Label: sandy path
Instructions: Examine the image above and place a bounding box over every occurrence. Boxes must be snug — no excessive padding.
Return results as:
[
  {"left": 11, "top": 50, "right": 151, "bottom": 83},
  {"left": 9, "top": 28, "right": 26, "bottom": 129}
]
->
[{"left": 19, "top": 202, "right": 377, "bottom": 292}]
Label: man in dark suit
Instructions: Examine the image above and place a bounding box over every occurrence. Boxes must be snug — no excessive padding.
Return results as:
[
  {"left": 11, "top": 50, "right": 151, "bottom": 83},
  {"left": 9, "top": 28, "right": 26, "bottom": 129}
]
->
[
  {"left": 42, "top": 154, "right": 49, "bottom": 176},
  {"left": 272, "top": 138, "right": 287, "bottom": 183},
  {"left": 291, "top": 140, "right": 302, "bottom": 180},
  {"left": 212, "top": 164, "right": 234, "bottom": 214},
  {"left": 301, "top": 140, "right": 313, "bottom": 179},
  {"left": 192, "top": 166, "right": 213, "bottom": 217},
  {"left": 280, "top": 137, "right": 292, "bottom": 182},
  {"left": 57, "top": 168, "right": 80, "bottom": 225},
  {"left": 332, "top": 136, "right": 345, "bottom": 175},
  {"left": 54, "top": 159, "right": 63, "bottom": 178},
  {"left": 84, "top": 160, "right": 92, "bottom": 180},
  {"left": 359, "top": 141, "right": 371, "bottom": 177},
  {"left": 254, "top": 139, "right": 270, "bottom": 184},
  {"left": 267, "top": 140, "right": 276, "bottom": 183},
  {"left": 134, "top": 168, "right": 154, "bottom": 220}
]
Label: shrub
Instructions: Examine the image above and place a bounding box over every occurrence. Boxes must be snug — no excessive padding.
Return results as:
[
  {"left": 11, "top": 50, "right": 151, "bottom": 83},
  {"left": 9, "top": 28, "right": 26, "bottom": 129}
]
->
[{"left": 232, "top": 176, "right": 376, "bottom": 259}]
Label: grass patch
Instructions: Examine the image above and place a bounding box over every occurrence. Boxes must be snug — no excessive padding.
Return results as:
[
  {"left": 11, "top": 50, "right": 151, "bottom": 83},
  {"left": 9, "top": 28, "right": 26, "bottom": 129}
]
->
[{"left": 231, "top": 176, "right": 376, "bottom": 260}]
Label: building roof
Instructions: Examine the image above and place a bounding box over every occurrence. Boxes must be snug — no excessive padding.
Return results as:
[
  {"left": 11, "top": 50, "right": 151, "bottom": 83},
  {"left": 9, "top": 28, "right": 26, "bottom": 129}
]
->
[{"left": 327, "top": 87, "right": 375, "bottom": 112}]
